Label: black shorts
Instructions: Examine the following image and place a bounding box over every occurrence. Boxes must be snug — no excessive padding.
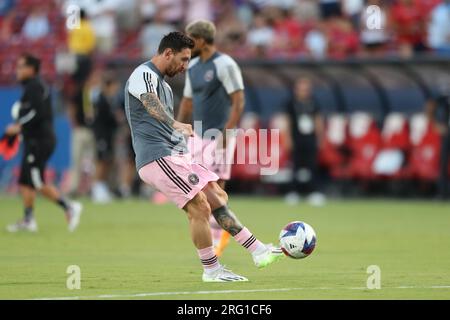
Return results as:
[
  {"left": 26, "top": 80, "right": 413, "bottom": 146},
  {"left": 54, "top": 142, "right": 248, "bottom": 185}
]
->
[
  {"left": 19, "top": 139, "right": 56, "bottom": 189},
  {"left": 293, "top": 135, "right": 318, "bottom": 169}
]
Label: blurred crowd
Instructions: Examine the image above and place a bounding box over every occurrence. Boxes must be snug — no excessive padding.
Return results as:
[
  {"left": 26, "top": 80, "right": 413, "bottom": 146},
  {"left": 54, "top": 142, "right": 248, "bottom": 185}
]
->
[
  {"left": 0, "top": 0, "right": 449, "bottom": 64},
  {"left": 1, "top": 0, "right": 449, "bottom": 83}
]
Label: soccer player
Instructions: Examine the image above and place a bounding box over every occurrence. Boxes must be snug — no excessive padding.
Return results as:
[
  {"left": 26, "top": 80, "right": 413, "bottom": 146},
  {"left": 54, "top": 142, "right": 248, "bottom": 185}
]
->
[
  {"left": 6, "top": 54, "right": 83, "bottom": 233},
  {"left": 125, "top": 32, "right": 282, "bottom": 282},
  {"left": 91, "top": 73, "right": 120, "bottom": 203},
  {"left": 284, "top": 77, "right": 326, "bottom": 206},
  {"left": 177, "top": 20, "right": 245, "bottom": 256}
]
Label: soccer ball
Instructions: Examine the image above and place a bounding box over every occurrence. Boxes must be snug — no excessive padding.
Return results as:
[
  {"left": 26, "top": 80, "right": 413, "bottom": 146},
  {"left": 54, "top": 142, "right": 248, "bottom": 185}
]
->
[{"left": 279, "top": 221, "right": 317, "bottom": 259}]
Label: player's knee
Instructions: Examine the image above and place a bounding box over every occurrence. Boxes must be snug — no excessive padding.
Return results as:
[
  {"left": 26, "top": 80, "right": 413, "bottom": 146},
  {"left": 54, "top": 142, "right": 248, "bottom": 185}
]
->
[
  {"left": 188, "top": 192, "right": 211, "bottom": 221},
  {"left": 208, "top": 182, "right": 228, "bottom": 209},
  {"left": 217, "top": 187, "right": 228, "bottom": 205}
]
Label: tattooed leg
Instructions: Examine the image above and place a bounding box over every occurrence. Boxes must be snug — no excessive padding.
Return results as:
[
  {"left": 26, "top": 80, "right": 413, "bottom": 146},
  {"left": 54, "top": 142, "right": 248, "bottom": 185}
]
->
[{"left": 211, "top": 205, "right": 243, "bottom": 236}]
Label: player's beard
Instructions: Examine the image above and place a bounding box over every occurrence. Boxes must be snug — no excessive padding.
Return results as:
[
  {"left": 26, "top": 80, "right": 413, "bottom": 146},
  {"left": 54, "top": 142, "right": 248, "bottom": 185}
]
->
[{"left": 166, "top": 66, "right": 179, "bottom": 77}]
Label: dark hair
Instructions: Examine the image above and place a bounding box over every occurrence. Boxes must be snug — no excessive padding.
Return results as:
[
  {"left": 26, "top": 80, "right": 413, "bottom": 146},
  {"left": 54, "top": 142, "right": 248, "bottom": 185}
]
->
[
  {"left": 20, "top": 53, "right": 40, "bottom": 74},
  {"left": 157, "top": 32, "right": 195, "bottom": 55}
]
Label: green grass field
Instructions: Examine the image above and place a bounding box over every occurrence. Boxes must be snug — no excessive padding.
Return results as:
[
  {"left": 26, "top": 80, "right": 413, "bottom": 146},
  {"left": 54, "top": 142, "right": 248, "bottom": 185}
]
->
[{"left": 0, "top": 196, "right": 449, "bottom": 300}]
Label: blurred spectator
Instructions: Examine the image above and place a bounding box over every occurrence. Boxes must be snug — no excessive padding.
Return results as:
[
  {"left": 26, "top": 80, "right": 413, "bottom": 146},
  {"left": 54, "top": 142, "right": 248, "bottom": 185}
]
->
[
  {"left": 326, "top": 16, "right": 359, "bottom": 59},
  {"left": 139, "top": 11, "right": 175, "bottom": 58},
  {"left": 271, "top": 6, "right": 304, "bottom": 56},
  {"left": 390, "top": 0, "right": 427, "bottom": 55},
  {"left": 215, "top": 2, "right": 247, "bottom": 57},
  {"left": 342, "top": 0, "right": 364, "bottom": 29},
  {"left": 247, "top": 12, "right": 275, "bottom": 57},
  {"left": 84, "top": 0, "right": 119, "bottom": 54},
  {"left": 417, "top": 0, "right": 442, "bottom": 16},
  {"left": 115, "top": 0, "right": 140, "bottom": 31},
  {"left": 156, "top": 0, "right": 185, "bottom": 27},
  {"left": 292, "top": 0, "right": 320, "bottom": 22},
  {"left": 0, "top": 0, "right": 14, "bottom": 16},
  {"left": 319, "top": 0, "right": 342, "bottom": 19},
  {"left": 186, "top": 0, "right": 213, "bottom": 22},
  {"left": 21, "top": 6, "right": 50, "bottom": 41},
  {"left": 284, "top": 77, "right": 326, "bottom": 206},
  {"left": 0, "top": 10, "right": 15, "bottom": 41},
  {"left": 115, "top": 93, "right": 137, "bottom": 198},
  {"left": 68, "top": 8, "right": 96, "bottom": 85},
  {"left": 360, "top": 0, "right": 390, "bottom": 56},
  {"left": 427, "top": 0, "right": 450, "bottom": 55},
  {"left": 67, "top": 71, "right": 96, "bottom": 197},
  {"left": 91, "top": 72, "right": 120, "bottom": 203},
  {"left": 139, "top": 0, "right": 157, "bottom": 21},
  {"left": 304, "top": 26, "right": 328, "bottom": 59},
  {"left": 235, "top": 0, "right": 255, "bottom": 28}
]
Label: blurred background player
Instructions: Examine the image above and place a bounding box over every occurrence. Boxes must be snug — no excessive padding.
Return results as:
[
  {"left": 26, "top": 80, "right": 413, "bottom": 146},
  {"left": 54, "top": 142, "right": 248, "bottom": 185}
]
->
[
  {"left": 91, "top": 72, "right": 120, "bottom": 203},
  {"left": 177, "top": 20, "right": 245, "bottom": 257},
  {"left": 126, "top": 32, "right": 282, "bottom": 282},
  {"left": 5, "top": 54, "right": 82, "bottom": 233},
  {"left": 66, "top": 8, "right": 96, "bottom": 197},
  {"left": 284, "top": 77, "right": 326, "bottom": 206}
]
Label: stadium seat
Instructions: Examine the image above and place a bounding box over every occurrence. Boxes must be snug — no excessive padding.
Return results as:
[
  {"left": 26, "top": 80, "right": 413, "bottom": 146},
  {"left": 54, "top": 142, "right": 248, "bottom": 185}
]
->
[
  {"left": 372, "top": 113, "right": 410, "bottom": 178},
  {"left": 330, "top": 112, "right": 382, "bottom": 180},
  {"left": 318, "top": 113, "right": 347, "bottom": 173},
  {"left": 403, "top": 113, "right": 442, "bottom": 181}
]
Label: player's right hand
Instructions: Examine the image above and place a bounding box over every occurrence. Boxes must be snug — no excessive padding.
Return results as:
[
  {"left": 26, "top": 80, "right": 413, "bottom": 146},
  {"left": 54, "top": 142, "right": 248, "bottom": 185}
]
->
[{"left": 173, "top": 121, "right": 194, "bottom": 137}]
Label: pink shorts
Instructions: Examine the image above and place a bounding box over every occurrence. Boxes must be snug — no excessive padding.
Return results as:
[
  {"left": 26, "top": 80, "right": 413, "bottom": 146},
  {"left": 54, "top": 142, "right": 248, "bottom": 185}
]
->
[
  {"left": 138, "top": 153, "right": 219, "bottom": 209},
  {"left": 187, "top": 133, "right": 237, "bottom": 180}
]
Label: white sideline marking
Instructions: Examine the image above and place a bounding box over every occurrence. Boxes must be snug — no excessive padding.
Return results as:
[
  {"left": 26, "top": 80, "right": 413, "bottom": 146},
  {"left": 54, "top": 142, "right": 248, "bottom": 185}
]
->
[{"left": 32, "top": 285, "right": 450, "bottom": 300}]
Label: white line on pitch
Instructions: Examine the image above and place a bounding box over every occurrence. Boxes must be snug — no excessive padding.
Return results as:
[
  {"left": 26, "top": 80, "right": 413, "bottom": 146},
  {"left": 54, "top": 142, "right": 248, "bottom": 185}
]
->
[{"left": 31, "top": 285, "right": 450, "bottom": 300}]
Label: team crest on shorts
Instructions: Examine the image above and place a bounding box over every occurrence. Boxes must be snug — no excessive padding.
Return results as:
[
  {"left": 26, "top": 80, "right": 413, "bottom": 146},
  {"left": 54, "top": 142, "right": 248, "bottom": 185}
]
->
[{"left": 188, "top": 173, "right": 199, "bottom": 185}]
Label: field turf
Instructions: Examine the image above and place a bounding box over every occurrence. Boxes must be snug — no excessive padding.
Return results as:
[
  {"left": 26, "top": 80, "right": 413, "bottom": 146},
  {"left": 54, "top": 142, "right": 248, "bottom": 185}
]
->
[{"left": 0, "top": 196, "right": 449, "bottom": 300}]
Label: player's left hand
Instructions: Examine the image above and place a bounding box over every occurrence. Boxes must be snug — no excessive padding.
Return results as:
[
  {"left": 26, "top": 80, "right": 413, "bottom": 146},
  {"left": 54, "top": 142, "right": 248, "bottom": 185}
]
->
[
  {"left": 5, "top": 123, "right": 21, "bottom": 136},
  {"left": 173, "top": 121, "right": 194, "bottom": 137}
]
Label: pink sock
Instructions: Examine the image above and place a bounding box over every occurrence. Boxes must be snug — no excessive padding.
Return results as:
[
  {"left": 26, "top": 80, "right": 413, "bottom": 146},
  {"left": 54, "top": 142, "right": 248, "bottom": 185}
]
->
[
  {"left": 234, "top": 227, "right": 265, "bottom": 254},
  {"left": 197, "top": 246, "right": 220, "bottom": 273}
]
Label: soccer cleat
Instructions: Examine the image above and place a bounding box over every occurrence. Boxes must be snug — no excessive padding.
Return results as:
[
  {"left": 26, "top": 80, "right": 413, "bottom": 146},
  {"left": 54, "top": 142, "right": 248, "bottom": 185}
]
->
[
  {"left": 6, "top": 218, "right": 38, "bottom": 233},
  {"left": 67, "top": 201, "right": 83, "bottom": 232},
  {"left": 202, "top": 266, "right": 249, "bottom": 282},
  {"left": 252, "top": 244, "right": 284, "bottom": 269}
]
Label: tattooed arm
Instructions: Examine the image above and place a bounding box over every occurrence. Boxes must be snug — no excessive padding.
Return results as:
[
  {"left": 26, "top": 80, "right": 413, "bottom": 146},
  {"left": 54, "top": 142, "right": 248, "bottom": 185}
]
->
[
  {"left": 140, "top": 92, "right": 175, "bottom": 126},
  {"left": 140, "top": 92, "right": 193, "bottom": 136}
]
